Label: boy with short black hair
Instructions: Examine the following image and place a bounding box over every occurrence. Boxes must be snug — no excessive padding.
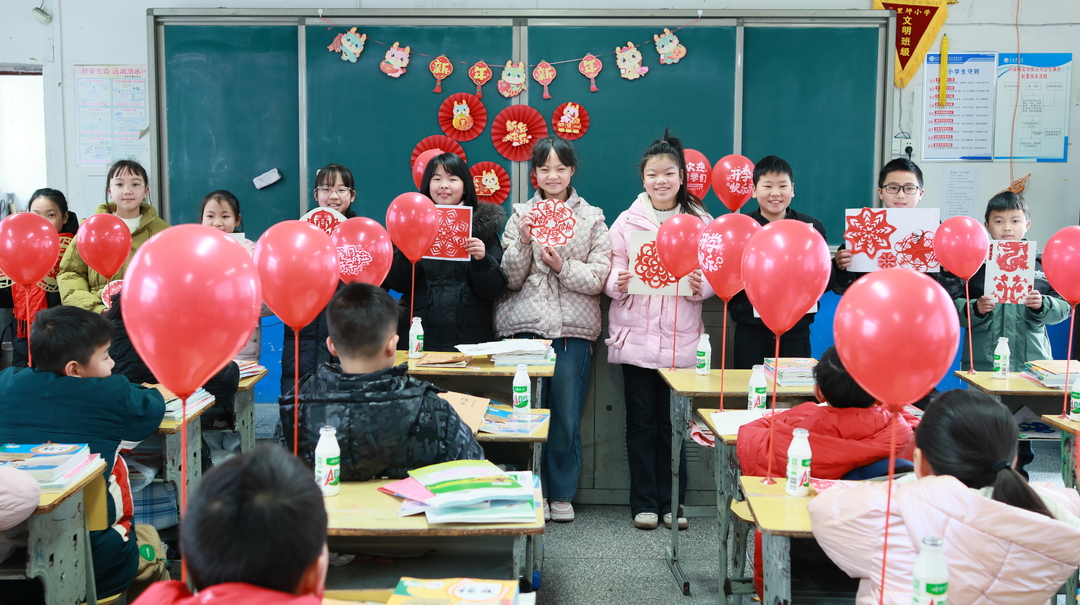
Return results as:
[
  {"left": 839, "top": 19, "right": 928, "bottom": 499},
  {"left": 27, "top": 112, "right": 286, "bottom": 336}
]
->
[
  {"left": 0, "top": 306, "right": 165, "bottom": 598},
  {"left": 726, "top": 155, "right": 827, "bottom": 368},
  {"left": 132, "top": 444, "right": 328, "bottom": 604},
  {"left": 280, "top": 282, "right": 483, "bottom": 480}
]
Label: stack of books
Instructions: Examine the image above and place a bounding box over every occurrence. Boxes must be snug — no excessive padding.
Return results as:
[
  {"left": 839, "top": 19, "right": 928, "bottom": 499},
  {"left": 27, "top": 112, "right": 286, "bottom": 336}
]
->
[
  {"left": 764, "top": 358, "right": 818, "bottom": 387},
  {"left": 386, "top": 577, "right": 519, "bottom": 604},
  {"left": 235, "top": 360, "right": 267, "bottom": 379},
  {"left": 382, "top": 460, "right": 537, "bottom": 524},
  {"left": 480, "top": 404, "right": 550, "bottom": 435},
  {"left": 1023, "top": 360, "right": 1076, "bottom": 388},
  {"left": 0, "top": 443, "right": 102, "bottom": 493},
  {"left": 456, "top": 339, "right": 556, "bottom": 366},
  {"left": 161, "top": 388, "right": 216, "bottom": 421}
]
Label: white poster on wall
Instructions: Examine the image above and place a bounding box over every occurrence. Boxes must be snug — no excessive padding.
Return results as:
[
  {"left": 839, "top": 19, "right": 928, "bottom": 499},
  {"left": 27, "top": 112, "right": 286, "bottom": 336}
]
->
[
  {"left": 941, "top": 167, "right": 980, "bottom": 220},
  {"left": 75, "top": 65, "right": 150, "bottom": 167},
  {"left": 993, "top": 53, "right": 1071, "bottom": 162},
  {"left": 923, "top": 53, "right": 996, "bottom": 161}
]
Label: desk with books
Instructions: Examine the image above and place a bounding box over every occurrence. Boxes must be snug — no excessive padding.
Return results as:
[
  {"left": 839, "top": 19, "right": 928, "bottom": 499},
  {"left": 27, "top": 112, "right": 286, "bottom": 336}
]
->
[
  {"left": 657, "top": 369, "right": 813, "bottom": 596},
  {"left": 740, "top": 475, "right": 816, "bottom": 605},
  {"left": 233, "top": 368, "right": 268, "bottom": 453},
  {"left": 954, "top": 370, "right": 1067, "bottom": 416},
  {"left": 476, "top": 408, "right": 549, "bottom": 475},
  {"left": 395, "top": 351, "right": 553, "bottom": 406},
  {"left": 157, "top": 398, "right": 213, "bottom": 502}
]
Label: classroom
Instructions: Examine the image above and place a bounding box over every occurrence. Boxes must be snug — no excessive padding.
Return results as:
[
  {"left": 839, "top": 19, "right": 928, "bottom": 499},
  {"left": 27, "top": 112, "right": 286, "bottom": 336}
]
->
[{"left": 1, "top": 0, "right": 1080, "bottom": 604}]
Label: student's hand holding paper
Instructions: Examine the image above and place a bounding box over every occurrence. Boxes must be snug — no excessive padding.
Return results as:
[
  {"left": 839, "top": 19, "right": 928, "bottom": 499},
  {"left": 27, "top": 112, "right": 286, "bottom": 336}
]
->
[
  {"left": 976, "top": 295, "right": 996, "bottom": 314},
  {"left": 1024, "top": 288, "right": 1042, "bottom": 310},
  {"left": 834, "top": 248, "right": 852, "bottom": 270},
  {"left": 465, "top": 237, "right": 486, "bottom": 261},
  {"left": 616, "top": 269, "right": 632, "bottom": 293},
  {"left": 541, "top": 245, "right": 563, "bottom": 272},
  {"left": 518, "top": 208, "right": 538, "bottom": 245},
  {"left": 687, "top": 269, "right": 703, "bottom": 295}
]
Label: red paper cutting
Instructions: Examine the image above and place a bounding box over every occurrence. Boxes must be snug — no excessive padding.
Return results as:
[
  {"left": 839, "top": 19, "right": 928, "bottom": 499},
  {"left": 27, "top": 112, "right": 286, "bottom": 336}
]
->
[
  {"left": 300, "top": 207, "right": 347, "bottom": 237},
  {"left": 438, "top": 93, "right": 487, "bottom": 142},
  {"left": 994, "top": 274, "right": 1028, "bottom": 304},
  {"left": 876, "top": 251, "right": 898, "bottom": 269},
  {"left": 101, "top": 280, "right": 123, "bottom": 309},
  {"left": 634, "top": 240, "right": 677, "bottom": 289},
  {"left": 994, "top": 240, "right": 1030, "bottom": 271},
  {"left": 470, "top": 161, "right": 511, "bottom": 205},
  {"left": 425, "top": 206, "right": 472, "bottom": 261},
  {"left": 491, "top": 105, "right": 548, "bottom": 162},
  {"left": 893, "top": 230, "right": 938, "bottom": 272},
  {"left": 496, "top": 61, "right": 528, "bottom": 98},
  {"left": 579, "top": 54, "right": 603, "bottom": 92},
  {"left": 38, "top": 233, "right": 72, "bottom": 293},
  {"left": 845, "top": 208, "right": 898, "bottom": 258},
  {"left": 530, "top": 198, "right": 576, "bottom": 247},
  {"left": 411, "top": 136, "right": 467, "bottom": 168},
  {"left": 379, "top": 42, "right": 411, "bottom": 78},
  {"left": 552, "top": 102, "right": 589, "bottom": 141},
  {"left": 532, "top": 61, "right": 557, "bottom": 99},
  {"left": 469, "top": 61, "right": 493, "bottom": 98},
  {"left": 429, "top": 55, "right": 453, "bottom": 93}
]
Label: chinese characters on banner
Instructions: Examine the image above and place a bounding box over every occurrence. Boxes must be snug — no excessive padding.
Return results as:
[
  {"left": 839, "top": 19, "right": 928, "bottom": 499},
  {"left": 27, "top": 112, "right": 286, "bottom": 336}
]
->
[
  {"left": 984, "top": 240, "right": 1036, "bottom": 303},
  {"left": 923, "top": 53, "right": 996, "bottom": 161},
  {"left": 993, "top": 53, "right": 1072, "bottom": 162},
  {"left": 873, "top": 0, "right": 949, "bottom": 88},
  {"left": 75, "top": 65, "right": 150, "bottom": 166}
]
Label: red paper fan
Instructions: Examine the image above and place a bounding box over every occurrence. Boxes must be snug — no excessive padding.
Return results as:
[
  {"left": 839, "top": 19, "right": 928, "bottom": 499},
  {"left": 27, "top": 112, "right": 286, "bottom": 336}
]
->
[
  {"left": 551, "top": 102, "right": 589, "bottom": 141},
  {"left": 470, "top": 161, "right": 511, "bottom": 205},
  {"left": 491, "top": 105, "right": 548, "bottom": 162},
  {"left": 438, "top": 93, "right": 487, "bottom": 142},
  {"left": 410, "top": 135, "right": 467, "bottom": 169}
]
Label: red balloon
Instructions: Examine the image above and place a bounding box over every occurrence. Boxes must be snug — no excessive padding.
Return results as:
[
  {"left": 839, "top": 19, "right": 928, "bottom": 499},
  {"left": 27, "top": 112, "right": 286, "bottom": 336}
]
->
[
  {"left": 711, "top": 154, "right": 755, "bottom": 212},
  {"left": 1042, "top": 225, "right": 1080, "bottom": 305},
  {"left": 0, "top": 213, "right": 60, "bottom": 286},
  {"left": 412, "top": 149, "right": 442, "bottom": 190},
  {"left": 253, "top": 221, "right": 339, "bottom": 330},
  {"left": 683, "top": 149, "right": 712, "bottom": 201},
  {"left": 935, "top": 216, "right": 989, "bottom": 280},
  {"left": 386, "top": 193, "right": 440, "bottom": 263},
  {"left": 741, "top": 220, "right": 830, "bottom": 334},
  {"left": 121, "top": 225, "right": 261, "bottom": 398},
  {"left": 698, "top": 213, "right": 761, "bottom": 302},
  {"left": 331, "top": 217, "right": 393, "bottom": 285},
  {"left": 76, "top": 213, "right": 132, "bottom": 278},
  {"left": 834, "top": 269, "right": 960, "bottom": 409},
  {"left": 656, "top": 214, "right": 706, "bottom": 280}
]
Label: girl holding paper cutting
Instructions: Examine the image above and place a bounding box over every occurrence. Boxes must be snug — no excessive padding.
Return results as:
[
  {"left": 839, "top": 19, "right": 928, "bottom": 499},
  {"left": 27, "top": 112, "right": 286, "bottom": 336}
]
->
[
  {"left": 604, "top": 130, "right": 712, "bottom": 531},
  {"left": 494, "top": 136, "right": 612, "bottom": 523},
  {"left": 382, "top": 152, "right": 507, "bottom": 352}
]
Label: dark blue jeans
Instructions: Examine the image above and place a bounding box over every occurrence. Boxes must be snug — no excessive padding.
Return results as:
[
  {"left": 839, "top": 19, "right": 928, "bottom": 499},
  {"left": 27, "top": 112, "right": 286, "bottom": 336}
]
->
[{"left": 515, "top": 333, "right": 592, "bottom": 502}]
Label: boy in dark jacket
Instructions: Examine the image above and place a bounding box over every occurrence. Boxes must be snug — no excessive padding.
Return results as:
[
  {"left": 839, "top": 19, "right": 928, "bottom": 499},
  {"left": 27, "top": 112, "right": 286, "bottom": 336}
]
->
[
  {"left": 280, "top": 282, "right": 483, "bottom": 480},
  {"left": 0, "top": 306, "right": 165, "bottom": 598}
]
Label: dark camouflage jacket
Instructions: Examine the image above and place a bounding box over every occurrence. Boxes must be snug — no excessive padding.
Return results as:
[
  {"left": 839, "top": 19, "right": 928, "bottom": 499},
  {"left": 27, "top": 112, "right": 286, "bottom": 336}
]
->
[{"left": 280, "top": 362, "right": 484, "bottom": 481}]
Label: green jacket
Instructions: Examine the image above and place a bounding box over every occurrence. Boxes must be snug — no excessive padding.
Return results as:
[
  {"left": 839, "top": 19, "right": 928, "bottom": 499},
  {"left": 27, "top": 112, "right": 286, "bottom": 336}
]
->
[
  {"left": 955, "top": 253, "right": 1070, "bottom": 372},
  {"left": 58, "top": 201, "right": 170, "bottom": 313}
]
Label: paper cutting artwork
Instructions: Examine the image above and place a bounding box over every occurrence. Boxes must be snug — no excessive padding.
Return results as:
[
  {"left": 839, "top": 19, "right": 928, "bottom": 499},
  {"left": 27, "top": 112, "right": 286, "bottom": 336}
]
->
[
  {"left": 615, "top": 42, "right": 649, "bottom": 80},
  {"left": 653, "top": 28, "right": 687, "bottom": 64},
  {"left": 530, "top": 199, "right": 576, "bottom": 248},
  {"left": 628, "top": 230, "right": 691, "bottom": 296},
  {"left": 327, "top": 28, "right": 367, "bottom": 63},
  {"left": 38, "top": 233, "right": 73, "bottom": 293},
  {"left": 101, "top": 280, "right": 123, "bottom": 309},
  {"left": 697, "top": 231, "right": 724, "bottom": 273},
  {"left": 845, "top": 207, "right": 940, "bottom": 273},
  {"left": 301, "top": 207, "right": 347, "bottom": 237},
  {"left": 984, "top": 240, "right": 1036, "bottom": 303},
  {"left": 425, "top": 206, "right": 472, "bottom": 261},
  {"left": 469, "top": 161, "right": 510, "bottom": 205},
  {"left": 379, "top": 42, "right": 410, "bottom": 78},
  {"left": 338, "top": 244, "right": 373, "bottom": 279},
  {"left": 496, "top": 61, "right": 527, "bottom": 98}
]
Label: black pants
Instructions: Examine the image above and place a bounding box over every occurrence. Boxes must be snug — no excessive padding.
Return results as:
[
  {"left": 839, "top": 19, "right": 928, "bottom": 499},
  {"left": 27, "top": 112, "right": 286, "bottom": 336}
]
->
[
  {"left": 733, "top": 323, "right": 812, "bottom": 369},
  {"left": 623, "top": 364, "right": 687, "bottom": 517}
]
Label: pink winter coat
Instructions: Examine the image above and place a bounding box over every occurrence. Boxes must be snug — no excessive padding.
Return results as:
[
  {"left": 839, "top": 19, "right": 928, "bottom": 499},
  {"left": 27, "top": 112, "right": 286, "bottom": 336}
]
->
[
  {"left": 604, "top": 195, "right": 713, "bottom": 368},
  {"left": 808, "top": 474, "right": 1080, "bottom": 604}
]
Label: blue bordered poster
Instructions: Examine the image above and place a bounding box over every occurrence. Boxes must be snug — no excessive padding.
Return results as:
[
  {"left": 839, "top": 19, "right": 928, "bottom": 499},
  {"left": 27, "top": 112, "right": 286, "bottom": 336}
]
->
[
  {"left": 923, "top": 53, "right": 996, "bottom": 161},
  {"left": 993, "top": 53, "right": 1071, "bottom": 162}
]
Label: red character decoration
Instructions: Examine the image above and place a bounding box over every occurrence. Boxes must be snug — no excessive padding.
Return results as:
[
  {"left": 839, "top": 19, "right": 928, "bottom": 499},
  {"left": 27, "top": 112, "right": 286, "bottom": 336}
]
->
[
  {"left": 845, "top": 208, "right": 898, "bottom": 258},
  {"left": 532, "top": 60, "right": 557, "bottom": 99},
  {"left": 429, "top": 55, "right": 453, "bottom": 93},
  {"left": 530, "top": 199, "right": 576, "bottom": 247},
  {"left": 469, "top": 61, "right": 493, "bottom": 98},
  {"left": 579, "top": 54, "right": 602, "bottom": 92}
]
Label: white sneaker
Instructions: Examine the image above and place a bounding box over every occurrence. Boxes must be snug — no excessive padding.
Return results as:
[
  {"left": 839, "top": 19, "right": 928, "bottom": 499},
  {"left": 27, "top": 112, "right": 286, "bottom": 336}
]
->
[
  {"left": 634, "top": 512, "right": 659, "bottom": 529},
  {"left": 550, "top": 501, "right": 574, "bottom": 522},
  {"left": 542, "top": 498, "right": 550, "bottom": 521},
  {"left": 663, "top": 512, "right": 689, "bottom": 530}
]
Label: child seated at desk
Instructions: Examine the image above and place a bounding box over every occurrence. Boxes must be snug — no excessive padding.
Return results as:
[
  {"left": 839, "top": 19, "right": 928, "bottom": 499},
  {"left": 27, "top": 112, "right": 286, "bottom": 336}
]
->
[
  {"left": 280, "top": 282, "right": 483, "bottom": 480},
  {"left": 809, "top": 390, "right": 1080, "bottom": 604},
  {"left": 133, "top": 444, "right": 329, "bottom": 605},
  {"left": 0, "top": 306, "right": 166, "bottom": 598}
]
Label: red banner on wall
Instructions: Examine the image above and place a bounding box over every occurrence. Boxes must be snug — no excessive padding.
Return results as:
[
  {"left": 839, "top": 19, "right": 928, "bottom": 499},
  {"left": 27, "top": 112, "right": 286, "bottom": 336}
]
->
[{"left": 875, "top": 0, "right": 949, "bottom": 88}]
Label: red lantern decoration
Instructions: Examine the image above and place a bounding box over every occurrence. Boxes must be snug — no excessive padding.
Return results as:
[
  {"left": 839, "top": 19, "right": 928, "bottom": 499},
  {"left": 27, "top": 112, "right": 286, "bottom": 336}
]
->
[
  {"left": 579, "top": 54, "right": 603, "bottom": 92},
  {"left": 429, "top": 55, "right": 453, "bottom": 93},
  {"left": 532, "top": 61, "right": 557, "bottom": 99},
  {"left": 469, "top": 61, "right": 493, "bottom": 98}
]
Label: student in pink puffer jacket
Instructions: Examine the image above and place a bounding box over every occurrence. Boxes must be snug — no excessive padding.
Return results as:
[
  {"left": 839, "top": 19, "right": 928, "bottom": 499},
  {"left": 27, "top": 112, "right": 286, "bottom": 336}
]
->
[{"left": 809, "top": 389, "right": 1080, "bottom": 605}]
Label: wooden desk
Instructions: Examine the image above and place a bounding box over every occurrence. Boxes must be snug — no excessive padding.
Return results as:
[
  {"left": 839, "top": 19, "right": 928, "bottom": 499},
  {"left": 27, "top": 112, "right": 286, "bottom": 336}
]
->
[
  {"left": 954, "top": 370, "right": 1062, "bottom": 396},
  {"left": 476, "top": 409, "right": 550, "bottom": 475},
  {"left": 395, "top": 351, "right": 552, "bottom": 413},
  {"left": 658, "top": 369, "right": 813, "bottom": 596},
  {"left": 741, "top": 475, "right": 815, "bottom": 605},
  {"left": 1, "top": 460, "right": 106, "bottom": 605},
  {"left": 324, "top": 479, "right": 543, "bottom": 591},
  {"left": 233, "top": 369, "right": 268, "bottom": 453},
  {"left": 1039, "top": 413, "right": 1080, "bottom": 605},
  {"left": 158, "top": 401, "right": 213, "bottom": 503}
]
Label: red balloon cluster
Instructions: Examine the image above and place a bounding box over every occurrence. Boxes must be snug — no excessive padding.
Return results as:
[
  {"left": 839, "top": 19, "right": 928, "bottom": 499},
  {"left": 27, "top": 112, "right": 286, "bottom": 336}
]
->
[{"left": 0, "top": 213, "right": 59, "bottom": 286}]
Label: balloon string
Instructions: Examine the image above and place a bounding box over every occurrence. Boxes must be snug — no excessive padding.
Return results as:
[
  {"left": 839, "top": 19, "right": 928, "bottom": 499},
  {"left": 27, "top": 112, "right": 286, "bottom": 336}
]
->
[
  {"left": 180, "top": 393, "right": 189, "bottom": 584},
  {"left": 1062, "top": 305, "right": 1076, "bottom": 418},
  {"left": 671, "top": 295, "right": 679, "bottom": 371},
  {"left": 24, "top": 285, "right": 32, "bottom": 368},
  {"left": 762, "top": 335, "right": 781, "bottom": 485},
  {"left": 410, "top": 262, "right": 416, "bottom": 321},
  {"left": 964, "top": 279, "right": 977, "bottom": 375},
  {"left": 293, "top": 330, "right": 300, "bottom": 456},
  {"left": 878, "top": 409, "right": 900, "bottom": 605},
  {"left": 719, "top": 299, "right": 728, "bottom": 412}
]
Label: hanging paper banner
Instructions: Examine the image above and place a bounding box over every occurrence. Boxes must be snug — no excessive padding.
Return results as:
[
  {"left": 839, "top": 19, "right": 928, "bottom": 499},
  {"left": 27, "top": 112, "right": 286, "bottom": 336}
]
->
[
  {"left": 579, "top": 54, "right": 603, "bottom": 92},
  {"left": 429, "top": 55, "right": 453, "bottom": 93},
  {"left": 497, "top": 61, "right": 527, "bottom": 98},
  {"left": 438, "top": 93, "right": 487, "bottom": 142},
  {"left": 615, "top": 42, "right": 649, "bottom": 80},
  {"left": 532, "top": 61, "right": 557, "bottom": 99},
  {"left": 380, "top": 42, "right": 411, "bottom": 78},
  {"left": 469, "top": 61, "right": 493, "bottom": 98},
  {"left": 873, "top": 0, "right": 949, "bottom": 88},
  {"left": 653, "top": 29, "right": 687, "bottom": 65},
  {"left": 327, "top": 28, "right": 368, "bottom": 63},
  {"left": 470, "top": 161, "right": 511, "bottom": 205},
  {"left": 552, "top": 102, "right": 589, "bottom": 140},
  {"left": 682, "top": 149, "right": 712, "bottom": 201}
]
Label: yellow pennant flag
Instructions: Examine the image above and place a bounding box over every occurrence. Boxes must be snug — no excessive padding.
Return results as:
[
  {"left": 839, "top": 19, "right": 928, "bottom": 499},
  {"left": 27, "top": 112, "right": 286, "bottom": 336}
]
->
[{"left": 875, "top": 0, "right": 949, "bottom": 88}]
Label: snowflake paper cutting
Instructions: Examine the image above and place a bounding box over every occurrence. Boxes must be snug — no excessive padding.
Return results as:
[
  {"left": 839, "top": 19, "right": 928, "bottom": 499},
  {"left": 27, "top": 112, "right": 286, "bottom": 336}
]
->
[
  {"left": 994, "top": 274, "right": 1027, "bottom": 304},
  {"left": 530, "top": 199, "right": 576, "bottom": 247},
  {"left": 726, "top": 166, "right": 753, "bottom": 195},
  {"left": 698, "top": 232, "right": 724, "bottom": 273},
  {"left": 338, "top": 244, "right": 373, "bottom": 277},
  {"left": 845, "top": 208, "right": 897, "bottom": 257},
  {"left": 428, "top": 208, "right": 470, "bottom": 259},
  {"left": 994, "top": 241, "right": 1030, "bottom": 271},
  {"left": 876, "top": 251, "right": 898, "bottom": 269},
  {"left": 634, "top": 240, "right": 677, "bottom": 289},
  {"left": 894, "top": 230, "right": 938, "bottom": 272}
]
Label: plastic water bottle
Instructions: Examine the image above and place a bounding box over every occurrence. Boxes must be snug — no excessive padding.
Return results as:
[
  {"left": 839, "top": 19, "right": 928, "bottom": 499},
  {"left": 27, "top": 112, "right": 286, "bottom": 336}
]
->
[
  {"left": 993, "top": 337, "right": 1010, "bottom": 379},
  {"left": 785, "top": 428, "right": 811, "bottom": 496},
  {"left": 315, "top": 426, "right": 340, "bottom": 497},
  {"left": 912, "top": 536, "right": 948, "bottom": 605},
  {"left": 1069, "top": 376, "right": 1080, "bottom": 422},
  {"left": 513, "top": 364, "right": 531, "bottom": 421},
  {"left": 695, "top": 334, "right": 711, "bottom": 376},
  {"left": 748, "top": 365, "right": 768, "bottom": 410},
  {"left": 408, "top": 317, "right": 424, "bottom": 358}
]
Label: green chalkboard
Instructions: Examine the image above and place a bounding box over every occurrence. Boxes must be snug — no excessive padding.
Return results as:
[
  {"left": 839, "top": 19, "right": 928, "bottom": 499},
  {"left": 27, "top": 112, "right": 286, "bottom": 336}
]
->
[
  {"left": 305, "top": 25, "right": 514, "bottom": 222},
  {"left": 742, "top": 27, "right": 881, "bottom": 245},
  {"left": 527, "top": 25, "right": 737, "bottom": 223},
  {"left": 164, "top": 26, "right": 300, "bottom": 240}
]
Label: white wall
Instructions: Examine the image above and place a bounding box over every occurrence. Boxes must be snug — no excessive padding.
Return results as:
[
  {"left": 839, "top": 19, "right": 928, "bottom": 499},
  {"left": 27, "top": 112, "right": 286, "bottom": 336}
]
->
[
  {"left": 1, "top": 0, "right": 1077, "bottom": 241},
  {"left": 0, "top": 75, "right": 47, "bottom": 210}
]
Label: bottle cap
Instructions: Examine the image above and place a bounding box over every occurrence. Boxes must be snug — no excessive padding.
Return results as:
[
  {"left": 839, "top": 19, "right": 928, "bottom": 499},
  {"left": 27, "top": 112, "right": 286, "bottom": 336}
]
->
[
  {"left": 999, "top": 337, "right": 1008, "bottom": 343},
  {"left": 921, "top": 536, "right": 943, "bottom": 547},
  {"left": 320, "top": 425, "right": 336, "bottom": 435},
  {"left": 517, "top": 363, "right": 528, "bottom": 371},
  {"left": 793, "top": 428, "right": 809, "bottom": 437}
]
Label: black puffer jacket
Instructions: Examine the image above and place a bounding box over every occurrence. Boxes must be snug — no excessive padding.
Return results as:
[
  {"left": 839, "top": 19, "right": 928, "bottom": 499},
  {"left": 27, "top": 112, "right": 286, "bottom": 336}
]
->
[
  {"left": 384, "top": 201, "right": 508, "bottom": 352},
  {"left": 279, "top": 363, "right": 484, "bottom": 481}
]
